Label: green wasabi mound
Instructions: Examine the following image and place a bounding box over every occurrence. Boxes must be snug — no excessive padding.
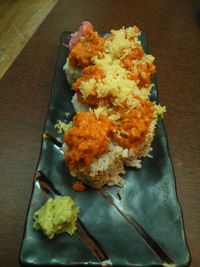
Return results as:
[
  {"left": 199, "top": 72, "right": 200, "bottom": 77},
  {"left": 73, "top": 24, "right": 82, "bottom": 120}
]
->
[{"left": 33, "top": 196, "right": 79, "bottom": 239}]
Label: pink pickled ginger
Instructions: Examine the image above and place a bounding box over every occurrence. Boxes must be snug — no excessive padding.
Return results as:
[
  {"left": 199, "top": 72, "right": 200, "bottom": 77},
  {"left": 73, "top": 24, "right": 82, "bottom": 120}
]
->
[{"left": 68, "top": 21, "right": 92, "bottom": 51}]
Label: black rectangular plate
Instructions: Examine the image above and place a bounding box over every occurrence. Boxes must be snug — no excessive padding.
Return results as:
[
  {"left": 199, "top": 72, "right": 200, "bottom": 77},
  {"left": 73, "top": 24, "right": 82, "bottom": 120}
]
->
[{"left": 19, "top": 32, "right": 190, "bottom": 267}]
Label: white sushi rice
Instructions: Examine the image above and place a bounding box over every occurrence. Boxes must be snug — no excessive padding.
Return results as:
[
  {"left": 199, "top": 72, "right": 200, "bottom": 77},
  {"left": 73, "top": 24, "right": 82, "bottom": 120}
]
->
[
  {"left": 69, "top": 142, "right": 126, "bottom": 189},
  {"left": 123, "top": 120, "right": 156, "bottom": 168},
  {"left": 71, "top": 93, "right": 89, "bottom": 112},
  {"left": 63, "top": 58, "right": 82, "bottom": 85}
]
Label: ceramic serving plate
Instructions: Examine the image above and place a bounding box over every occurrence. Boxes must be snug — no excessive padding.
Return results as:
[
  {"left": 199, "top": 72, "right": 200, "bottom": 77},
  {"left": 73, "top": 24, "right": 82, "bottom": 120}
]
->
[{"left": 19, "top": 32, "right": 190, "bottom": 267}]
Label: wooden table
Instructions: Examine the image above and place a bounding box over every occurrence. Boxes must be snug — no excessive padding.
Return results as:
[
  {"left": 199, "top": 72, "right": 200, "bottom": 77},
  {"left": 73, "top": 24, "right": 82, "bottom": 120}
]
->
[{"left": 0, "top": 0, "right": 199, "bottom": 266}]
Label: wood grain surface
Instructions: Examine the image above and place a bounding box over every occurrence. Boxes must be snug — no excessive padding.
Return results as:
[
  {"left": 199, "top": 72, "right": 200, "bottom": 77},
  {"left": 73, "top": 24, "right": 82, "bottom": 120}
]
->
[
  {"left": 0, "top": 0, "right": 57, "bottom": 79},
  {"left": 0, "top": 0, "right": 199, "bottom": 266}
]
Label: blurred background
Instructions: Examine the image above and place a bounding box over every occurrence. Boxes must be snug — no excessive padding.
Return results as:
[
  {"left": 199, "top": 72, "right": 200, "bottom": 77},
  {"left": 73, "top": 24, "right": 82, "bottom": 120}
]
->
[{"left": 0, "top": 0, "right": 57, "bottom": 79}]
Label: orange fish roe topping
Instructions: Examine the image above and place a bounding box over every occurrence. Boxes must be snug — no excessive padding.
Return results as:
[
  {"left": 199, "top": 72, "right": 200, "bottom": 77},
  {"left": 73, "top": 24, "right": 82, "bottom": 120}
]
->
[
  {"left": 125, "top": 61, "right": 156, "bottom": 88},
  {"left": 72, "top": 181, "right": 86, "bottom": 192},
  {"left": 112, "top": 99, "right": 155, "bottom": 154},
  {"left": 72, "top": 65, "right": 104, "bottom": 92},
  {"left": 73, "top": 65, "right": 108, "bottom": 107},
  {"left": 121, "top": 52, "right": 156, "bottom": 88},
  {"left": 121, "top": 46, "right": 144, "bottom": 69},
  {"left": 69, "top": 26, "right": 105, "bottom": 68},
  {"left": 137, "top": 62, "right": 156, "bottom": 88},
  {"left": 76, "top": 91, "right": 114, "bottom": 107},
  {"left": 64, "top": 112, "right": 113, "bottom": 171}
]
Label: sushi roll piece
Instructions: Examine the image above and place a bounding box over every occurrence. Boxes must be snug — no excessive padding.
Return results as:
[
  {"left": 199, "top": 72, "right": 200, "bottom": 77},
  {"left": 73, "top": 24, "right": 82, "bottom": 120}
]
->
[
  {"left": 112, "top": 98, "right": 156, "bottom": 158},
  {"left": 69, "top": 142, "right": 128, "bottom": 189},
  {"left": 63, "top": 112, "right": 126, "bottom": 189},
  {"left": 90, "top": 97, "right": 159, "bottom": 168},
  {"left": 71, "top": 32, "right": 156, "bottom": 109},
  {"left": 63, "top": 100, "right": 164, "bottom": 189},
  {"left": 101, "top": 26, "right": 156, "bottom": 88},
  {"left": 64, "top": 21, "right": 105, "bottom": 85},
  {"left": 71, "top": 62, "right": 151, "bottom": 109}
]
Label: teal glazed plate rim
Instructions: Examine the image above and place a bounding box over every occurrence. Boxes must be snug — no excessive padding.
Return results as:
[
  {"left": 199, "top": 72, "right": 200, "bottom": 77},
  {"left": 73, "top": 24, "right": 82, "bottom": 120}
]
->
[{"left": 19, "top": 31, "right": 191, "bottom": 267}]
